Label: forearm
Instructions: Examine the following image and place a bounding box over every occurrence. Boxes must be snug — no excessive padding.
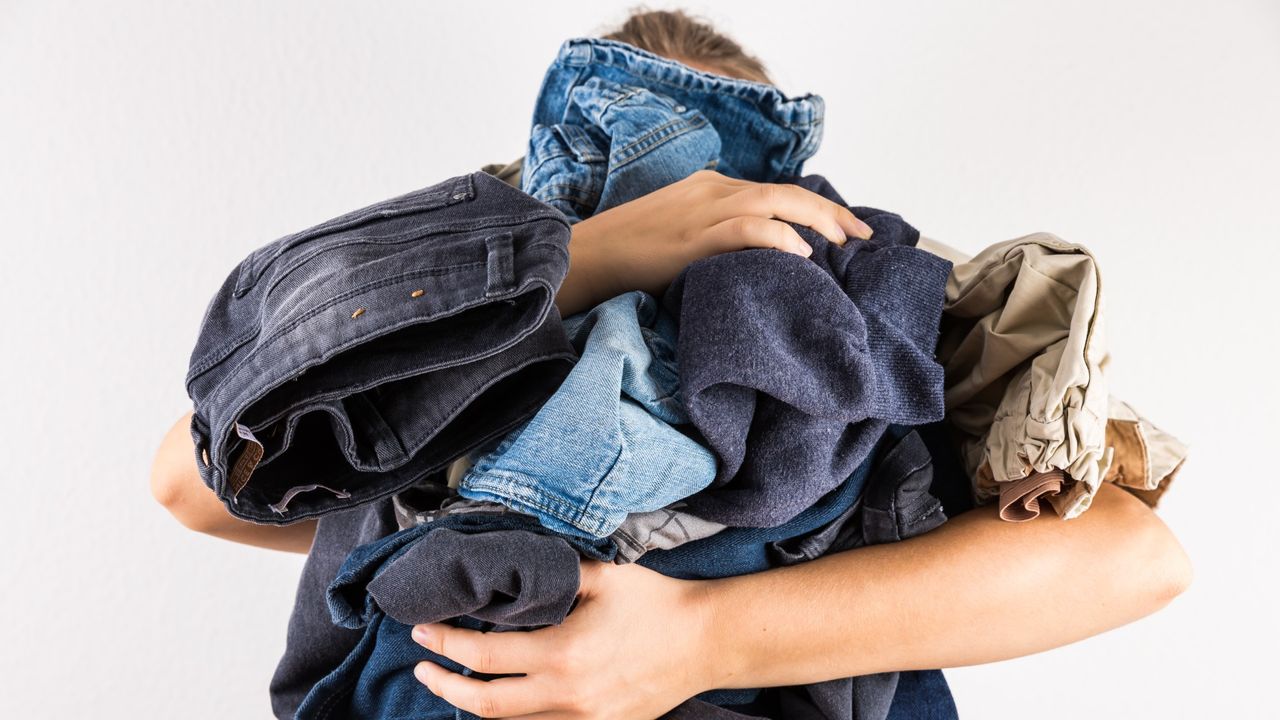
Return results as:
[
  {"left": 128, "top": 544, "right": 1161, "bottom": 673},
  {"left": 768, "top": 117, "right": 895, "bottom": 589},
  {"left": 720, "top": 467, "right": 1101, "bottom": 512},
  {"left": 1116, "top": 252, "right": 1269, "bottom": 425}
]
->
[
  {"left": 702, "top": 481, "right": 1192, "bottom": 690},
  {"left": 151, "top": 411, "right": 318, "bottom": 553}
]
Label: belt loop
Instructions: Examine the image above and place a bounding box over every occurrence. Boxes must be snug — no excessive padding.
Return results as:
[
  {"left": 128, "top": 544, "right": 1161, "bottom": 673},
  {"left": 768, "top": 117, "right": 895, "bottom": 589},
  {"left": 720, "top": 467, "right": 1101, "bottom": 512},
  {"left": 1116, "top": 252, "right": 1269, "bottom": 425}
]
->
[
  {"left": 565, "top": 40, "right": 592, "bottom": 66},
  {"left": 485, "top": 232, "right": 516, "bottom": 297},
  {"left": 553, "top": 124, "right": 606, "bottom": 163}
]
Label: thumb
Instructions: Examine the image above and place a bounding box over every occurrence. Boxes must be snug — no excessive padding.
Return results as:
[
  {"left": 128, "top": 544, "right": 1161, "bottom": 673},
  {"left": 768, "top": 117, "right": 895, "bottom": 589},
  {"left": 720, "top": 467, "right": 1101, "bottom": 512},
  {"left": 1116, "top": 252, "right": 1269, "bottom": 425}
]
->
[{"left": 576, "top": 558, "right": 608, "bottom": 601}]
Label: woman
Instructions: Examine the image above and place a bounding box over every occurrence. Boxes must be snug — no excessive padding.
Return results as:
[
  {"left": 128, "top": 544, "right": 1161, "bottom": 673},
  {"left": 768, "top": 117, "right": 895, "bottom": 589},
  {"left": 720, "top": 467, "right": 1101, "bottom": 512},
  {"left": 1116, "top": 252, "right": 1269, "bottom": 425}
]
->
[{"left": 151, "top": 10, "right": 1192, "bottom": 719}]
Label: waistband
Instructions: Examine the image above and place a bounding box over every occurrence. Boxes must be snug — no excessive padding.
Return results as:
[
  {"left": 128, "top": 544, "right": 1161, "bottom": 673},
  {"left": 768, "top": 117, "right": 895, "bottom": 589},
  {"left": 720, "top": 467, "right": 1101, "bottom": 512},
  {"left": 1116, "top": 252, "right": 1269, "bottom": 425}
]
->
[
  {"left": 543, "top": 38, "right": 824, "bottom": 131},
  {"left": 529, "top": 38, "right": 825, "bottom": 179}
]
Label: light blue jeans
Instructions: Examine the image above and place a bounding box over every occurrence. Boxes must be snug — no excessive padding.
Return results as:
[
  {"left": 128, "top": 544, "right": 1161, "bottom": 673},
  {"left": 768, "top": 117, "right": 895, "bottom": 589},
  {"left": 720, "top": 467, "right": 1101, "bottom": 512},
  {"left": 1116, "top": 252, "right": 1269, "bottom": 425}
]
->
[{"left": 458, "top": 291, "right": 716, "bottom": 538}]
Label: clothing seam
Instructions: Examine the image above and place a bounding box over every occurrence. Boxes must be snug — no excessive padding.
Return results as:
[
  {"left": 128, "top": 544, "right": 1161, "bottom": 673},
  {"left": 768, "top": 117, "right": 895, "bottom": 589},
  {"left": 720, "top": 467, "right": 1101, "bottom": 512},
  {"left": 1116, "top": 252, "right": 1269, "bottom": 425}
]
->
[{"left": 204, "top": 273, "right": 560, "bottom": 437}]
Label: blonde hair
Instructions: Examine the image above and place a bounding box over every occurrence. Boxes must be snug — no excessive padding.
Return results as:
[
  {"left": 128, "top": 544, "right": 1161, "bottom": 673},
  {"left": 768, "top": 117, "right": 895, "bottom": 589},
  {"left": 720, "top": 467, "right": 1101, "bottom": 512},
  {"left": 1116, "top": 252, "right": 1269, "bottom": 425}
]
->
[{"left": 602, "top": 8, "right": 773, "bottom": 84}]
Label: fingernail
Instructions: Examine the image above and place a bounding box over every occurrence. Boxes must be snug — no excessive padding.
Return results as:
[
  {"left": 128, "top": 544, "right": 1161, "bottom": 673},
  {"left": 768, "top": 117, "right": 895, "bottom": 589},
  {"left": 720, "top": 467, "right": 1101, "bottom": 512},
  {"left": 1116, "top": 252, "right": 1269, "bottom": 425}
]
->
[
  {"left": 412, "top": 625, "right": 432, "bottom": 646},
  {"left": 414, "top": 662, "right": 433, "bottom": 685},
  {"left": 860, "top": 225, "right": 875, "bottom": 240}
]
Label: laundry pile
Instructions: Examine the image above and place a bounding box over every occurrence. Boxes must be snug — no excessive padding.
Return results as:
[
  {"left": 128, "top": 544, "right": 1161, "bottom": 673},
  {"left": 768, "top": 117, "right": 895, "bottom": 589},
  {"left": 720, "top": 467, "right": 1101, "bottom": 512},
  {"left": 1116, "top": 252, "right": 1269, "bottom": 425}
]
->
[{"left": 184, "top": 38, "right": 1188, "bottom": 720}]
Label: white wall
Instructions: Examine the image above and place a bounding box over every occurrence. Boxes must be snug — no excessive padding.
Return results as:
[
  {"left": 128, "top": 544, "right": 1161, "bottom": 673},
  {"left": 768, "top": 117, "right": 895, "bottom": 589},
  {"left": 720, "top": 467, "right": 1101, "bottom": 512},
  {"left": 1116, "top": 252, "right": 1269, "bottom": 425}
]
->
[{"left": 2, "top": 1, "right": 1276, "bottom": 717}]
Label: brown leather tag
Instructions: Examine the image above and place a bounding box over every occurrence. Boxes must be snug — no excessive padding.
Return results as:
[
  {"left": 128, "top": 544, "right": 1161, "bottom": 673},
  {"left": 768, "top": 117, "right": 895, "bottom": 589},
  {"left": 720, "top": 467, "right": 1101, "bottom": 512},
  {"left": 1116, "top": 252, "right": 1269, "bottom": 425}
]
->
[{"left": 228, "top": 423, "right": 263, "bottom": 498}]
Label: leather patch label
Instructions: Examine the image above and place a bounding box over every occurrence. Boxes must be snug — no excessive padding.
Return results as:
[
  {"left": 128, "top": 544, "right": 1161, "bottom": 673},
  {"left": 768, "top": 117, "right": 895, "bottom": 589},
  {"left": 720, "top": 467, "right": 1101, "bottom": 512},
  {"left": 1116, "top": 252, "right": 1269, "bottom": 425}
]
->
[{"left": 228, "top": 423, "right": 263, "bottom": 498}]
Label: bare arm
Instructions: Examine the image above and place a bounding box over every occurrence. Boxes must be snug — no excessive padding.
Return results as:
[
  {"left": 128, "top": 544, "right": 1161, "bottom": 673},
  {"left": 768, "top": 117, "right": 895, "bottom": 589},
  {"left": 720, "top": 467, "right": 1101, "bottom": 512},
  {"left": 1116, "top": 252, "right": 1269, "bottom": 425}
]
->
[
  {"left": 703, "top": 481, "right": 1192, "bottom": 686},
  {"left": 409, "top": 482, "right": 1192, "bottom": 718},
  {"left": 150, "top": 411, "right": 318, "bottom": 553}
]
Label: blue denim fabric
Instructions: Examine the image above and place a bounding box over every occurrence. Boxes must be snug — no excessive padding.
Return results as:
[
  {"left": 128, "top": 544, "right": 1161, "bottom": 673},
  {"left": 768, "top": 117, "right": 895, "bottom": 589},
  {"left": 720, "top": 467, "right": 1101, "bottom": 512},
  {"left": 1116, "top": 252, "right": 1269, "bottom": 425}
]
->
[
  {"left": 292, "top": 434, "right": 884, "bottom": 718},
  {"left": 295, "top": 512, "right": 616, "bottom": 720},
  {"left": 917, "top": 420, "right": 978, "bottom": 518},
  {"left": 458, "top": 291, "right": 716, "bottom": 538},
  {"left": 285, "top": 429, "right": 958, "bottom": 720},
  {"left": 185, "top": 171, "right": 577, "bottom": 523},
  {"left": 523, "top": 38, "right": 824, "bottom": 222},
  {"left": 271, "top": 498, "right": 401, "bottom": 718},
  {"left": 664, "top": 183, "right": 952, "bottom": 528},
  {"left": 884, "top": 670, "right": 960, "bottom": 720}
]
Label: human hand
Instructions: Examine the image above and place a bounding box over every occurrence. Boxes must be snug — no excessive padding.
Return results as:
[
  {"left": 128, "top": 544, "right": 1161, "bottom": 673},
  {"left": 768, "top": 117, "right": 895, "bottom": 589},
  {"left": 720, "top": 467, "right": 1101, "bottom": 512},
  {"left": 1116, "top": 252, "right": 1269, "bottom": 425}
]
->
[
  {"left": 554, "top": 169, "right": 874, "bottom": 315},
  {"left": 410, "top": 560, "right": 720, "bottom": 719}
]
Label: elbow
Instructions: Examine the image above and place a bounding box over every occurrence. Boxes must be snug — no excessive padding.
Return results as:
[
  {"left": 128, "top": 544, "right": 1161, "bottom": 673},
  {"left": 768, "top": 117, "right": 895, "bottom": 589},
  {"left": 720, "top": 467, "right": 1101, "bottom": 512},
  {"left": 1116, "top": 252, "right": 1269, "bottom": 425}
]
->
[
  {"left": 1109, "top": 487, "right": 1194, "bottom": 612},
  {"left": 149, "top": 456, "right": 183, "bottom": 512},
  {"left": 1149, "top": 524, "right": 1194, "bottom": 607},
  {"left": 150, "top": 413, "right": 220, "bottom": 535},
  {"left": 150, "top": 454, "right": 208, "bottom": 532}
]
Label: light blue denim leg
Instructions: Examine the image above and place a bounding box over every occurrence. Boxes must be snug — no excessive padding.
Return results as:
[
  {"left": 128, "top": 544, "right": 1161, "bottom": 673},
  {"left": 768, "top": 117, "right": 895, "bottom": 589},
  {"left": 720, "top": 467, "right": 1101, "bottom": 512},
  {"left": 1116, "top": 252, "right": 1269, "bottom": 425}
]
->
[{"left": 459, "top": 292, "right": 715, "bottom": 538}]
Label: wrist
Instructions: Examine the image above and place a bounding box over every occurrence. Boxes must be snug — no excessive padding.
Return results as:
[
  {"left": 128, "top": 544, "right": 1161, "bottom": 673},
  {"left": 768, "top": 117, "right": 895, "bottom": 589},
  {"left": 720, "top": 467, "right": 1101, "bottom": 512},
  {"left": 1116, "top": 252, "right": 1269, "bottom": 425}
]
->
[
  {"left": 556, "top": 217, "right": 618, "bottom": 316},
  {"left": 687, "top": 577, "right": 753, "bottom": 692}
]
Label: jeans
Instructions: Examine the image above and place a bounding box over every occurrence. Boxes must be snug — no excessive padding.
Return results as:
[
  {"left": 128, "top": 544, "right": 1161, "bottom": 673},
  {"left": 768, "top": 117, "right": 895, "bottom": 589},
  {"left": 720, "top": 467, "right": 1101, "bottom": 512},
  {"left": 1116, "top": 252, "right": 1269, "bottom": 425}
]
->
[
  {"left": 523, "top": 38, "right": 824, "bottom": 222},
  {"left": 279, "top": 427, "right": 959, "bottom": 720},
  {"left": 295, "top": 512, "right": 616, "bottom": 720},
  {"left": 664, "top": 175, "right": 953, "bottom": 527},
  {"left": 184, "top": 171, "right": 575, "bottom": 522},
  {"left": 394, "top": 484, "right": 728, "bottom": 565},
  {"left": 270, "top": 498, "right": 402, "bottom": 718},
  {"left": 458, "top": 291, "right": 716, "bottom": 538}
]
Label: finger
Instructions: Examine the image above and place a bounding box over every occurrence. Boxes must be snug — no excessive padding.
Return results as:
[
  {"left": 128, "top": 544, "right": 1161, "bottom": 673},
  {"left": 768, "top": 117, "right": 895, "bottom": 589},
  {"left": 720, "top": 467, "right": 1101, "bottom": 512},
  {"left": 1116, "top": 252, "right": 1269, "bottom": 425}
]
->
[
  {"left": 733, "top": 183, "right": 874, "bottom": 243},
  {"left": 835, "top": 205, "right": 874, "bottom": 241},
  {"left": 414, "top": 661, "right": 552, "bottom": 718},
  {"left": 702, "top": 215, "right": 813, "bottom": 258},
  {"left": 735, "top": 183, "right": 848, "bottom": 244},
  {"left": 413, "top": 623, "right": 547, "bottom": 675}
]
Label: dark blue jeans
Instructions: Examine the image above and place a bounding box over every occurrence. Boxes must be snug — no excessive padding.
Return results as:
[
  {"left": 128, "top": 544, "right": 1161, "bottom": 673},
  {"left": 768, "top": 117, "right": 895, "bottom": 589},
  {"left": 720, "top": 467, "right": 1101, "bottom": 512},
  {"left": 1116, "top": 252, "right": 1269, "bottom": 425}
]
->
[
  {"left": 295, "top": 512, "right": 616, "bottom": 720},
  {"left": 284, "top": 427, "right": 960, "bottom": 720},
  {"left": 270, "top": 498, "right": 402, "bottom": 718},
  {"left": 185, "top": 171, "right": 575, "bottom": 523}
]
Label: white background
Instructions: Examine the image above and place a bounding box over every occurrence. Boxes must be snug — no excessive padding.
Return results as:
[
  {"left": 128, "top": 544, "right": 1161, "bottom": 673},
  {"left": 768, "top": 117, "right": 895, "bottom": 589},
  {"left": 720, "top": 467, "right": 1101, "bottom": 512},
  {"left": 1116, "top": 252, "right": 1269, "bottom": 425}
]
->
[{"left": 2, "top": 1, "right": 1276, "bottom": 717}]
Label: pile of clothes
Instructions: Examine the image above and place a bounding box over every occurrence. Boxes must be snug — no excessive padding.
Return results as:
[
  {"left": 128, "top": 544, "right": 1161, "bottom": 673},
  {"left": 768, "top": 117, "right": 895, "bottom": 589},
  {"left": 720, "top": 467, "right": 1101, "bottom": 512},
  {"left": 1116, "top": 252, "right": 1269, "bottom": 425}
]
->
[{"left": 184, "top": 38, "right": 1188, "bottom": 720}]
